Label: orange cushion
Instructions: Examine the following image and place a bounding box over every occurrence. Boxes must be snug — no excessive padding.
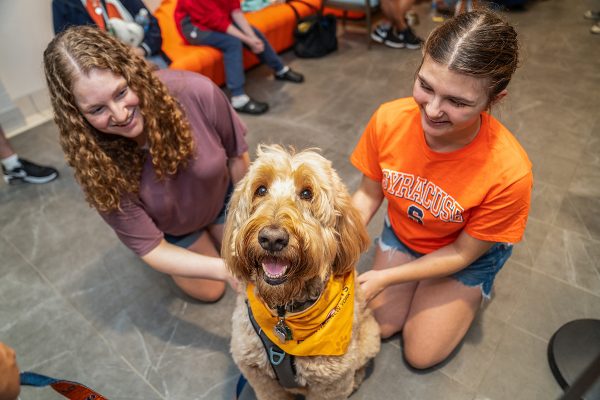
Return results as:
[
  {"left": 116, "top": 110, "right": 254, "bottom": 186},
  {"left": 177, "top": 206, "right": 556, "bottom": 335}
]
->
[
  {"left": 154, "top": 0, "right": 322, "bottom": 86},
  {"left": 324, "top": 8, "right": 365, "bottom": 19}
]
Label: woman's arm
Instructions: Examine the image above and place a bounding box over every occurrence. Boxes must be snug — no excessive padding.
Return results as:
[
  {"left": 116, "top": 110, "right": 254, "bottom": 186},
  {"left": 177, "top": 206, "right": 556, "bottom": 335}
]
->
[
  {"left": 358, "top": 230, "right": 495, "bottom": 302},
  {"left": 351, "top": 174, "right": 384, "bottom": 226},
  {"left": 141, "top": 240, "right": 230, "bottom": 281}
]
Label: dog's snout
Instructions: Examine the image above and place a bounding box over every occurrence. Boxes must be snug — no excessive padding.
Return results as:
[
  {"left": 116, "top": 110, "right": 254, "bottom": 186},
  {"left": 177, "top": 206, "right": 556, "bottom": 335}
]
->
[{"left": 258, "top": 226, "right": 289, "bottom": 252}]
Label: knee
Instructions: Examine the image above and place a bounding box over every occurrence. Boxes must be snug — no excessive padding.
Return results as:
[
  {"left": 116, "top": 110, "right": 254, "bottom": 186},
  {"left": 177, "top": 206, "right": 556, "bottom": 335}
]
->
[
  {"left": 378, "top": 322, "right": 402, "bottom": 339},
  {"left": 403, "top": 349, "right": 443, "bottom": 370},
  {"left": 402, "top": 337, "right": 449, "bottom": 370},
  {"left": 195, "top": 285, "right": 226, "bottom": 303},
  {"left": 174, "top": 278, "right": 226, "bottom": 303}
]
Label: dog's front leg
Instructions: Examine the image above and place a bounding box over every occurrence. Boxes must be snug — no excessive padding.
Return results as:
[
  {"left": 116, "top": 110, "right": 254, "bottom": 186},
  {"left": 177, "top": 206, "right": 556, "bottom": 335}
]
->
[
  {"left": 241, "top": 365, "right": 294, "bottom": 400},
  {"left": 305, "top": 372, "right": 354, "bottom": 400}
]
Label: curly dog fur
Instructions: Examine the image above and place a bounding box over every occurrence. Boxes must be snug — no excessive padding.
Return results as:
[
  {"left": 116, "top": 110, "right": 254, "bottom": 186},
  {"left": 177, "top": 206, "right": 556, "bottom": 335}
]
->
[{"left": 223, "top": 145, "right": 380, "bottom": 400}]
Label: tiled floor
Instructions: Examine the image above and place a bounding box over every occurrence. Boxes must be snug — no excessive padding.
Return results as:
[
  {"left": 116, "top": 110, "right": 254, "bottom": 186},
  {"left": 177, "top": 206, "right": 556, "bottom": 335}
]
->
[{"left": 1, "top": 1, "right": 599, "bottom": 399}]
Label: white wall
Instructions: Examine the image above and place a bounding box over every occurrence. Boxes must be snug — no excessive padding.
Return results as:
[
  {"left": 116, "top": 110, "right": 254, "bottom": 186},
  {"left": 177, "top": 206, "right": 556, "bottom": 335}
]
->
[
  {"left": 0, "top": 0, "right": 54, "bottom": 99},
  {"left": 0, "top": 0, "right": 164, "bottom": 137},
  {"left": 0, "top": 0, "right": 55, "bottom": 136}
]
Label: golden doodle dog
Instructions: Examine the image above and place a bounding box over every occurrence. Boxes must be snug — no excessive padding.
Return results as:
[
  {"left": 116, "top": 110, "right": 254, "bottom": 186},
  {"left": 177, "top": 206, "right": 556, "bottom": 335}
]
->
[{"left": 222, "top": 145, "right": 380, "bottom": 400}]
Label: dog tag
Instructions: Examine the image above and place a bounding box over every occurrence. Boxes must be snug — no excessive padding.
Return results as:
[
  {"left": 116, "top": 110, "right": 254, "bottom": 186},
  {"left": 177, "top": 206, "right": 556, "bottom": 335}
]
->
[{"left": 274, "top": 319, "right": 293, "bottom": 343}]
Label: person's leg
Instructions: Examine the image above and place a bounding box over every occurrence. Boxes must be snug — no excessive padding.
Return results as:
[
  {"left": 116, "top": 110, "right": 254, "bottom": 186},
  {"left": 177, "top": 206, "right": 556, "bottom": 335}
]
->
[
  {"left": 180, "top": 17, "right": 247, "bottom": 96},
  {"left": 250, "top": 27, "right": 285, "bottom": 72},
  {"left": 369, "top": 244, "right": 419, "bottom": 338},
  {"left": 386, "top": 0, "right": 414, "bottom": 31},
  {"left": 170, "top": 231, "right": 227, "bottom": 302},
  {"left": 196, "top": 32, "right": 247, "bottom": 97},
  {"left": 401, "top": 277, "right": 482, "bottom": 369},
  {"left": 377, "top": 0, "right": 421, "bottom": 49},
  {"left": 251, "top": 27, "right": 304, "bottom": 83},
  {"left": 0, "top": 124, "right": 59, "bottom": 184},
  {"left": 0, "top": 125, "right": 15, "bottom": 159}
]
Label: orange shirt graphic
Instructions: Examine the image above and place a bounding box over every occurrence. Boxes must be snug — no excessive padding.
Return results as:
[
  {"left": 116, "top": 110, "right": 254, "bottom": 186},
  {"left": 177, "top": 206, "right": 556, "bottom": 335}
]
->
[{"left": 351, "top": 97, "right": 533, "bottom": 254}]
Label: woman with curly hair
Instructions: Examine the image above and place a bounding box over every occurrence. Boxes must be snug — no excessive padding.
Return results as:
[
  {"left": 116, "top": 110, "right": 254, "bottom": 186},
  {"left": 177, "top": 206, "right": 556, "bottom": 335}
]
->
[{"left": 43, "top": 25, "right": 249, "bottom": 301}]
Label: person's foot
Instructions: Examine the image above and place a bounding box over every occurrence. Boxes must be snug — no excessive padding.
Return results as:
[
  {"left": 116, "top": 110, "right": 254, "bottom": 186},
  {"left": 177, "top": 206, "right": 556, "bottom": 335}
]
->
[
  {"left": 233, "top": 97, "right": 269, "bottom": 115},
  {"left": 274, "top": 68, "right": 304, "bottom": 83},
  {"left": 2, "top": 158, "right": 59, "bottom": 184},
  {"left": 371, "top": 24, "right": 390, "bottom": 43},
  {"left": 584, "top": 10, "right": 600, "bottom": 20},
  {"left": 591, "top": 22, "right": 600, "bottom": 34},
  {"left": 384, "top": 27, "right": 422, "bottom": 50}
]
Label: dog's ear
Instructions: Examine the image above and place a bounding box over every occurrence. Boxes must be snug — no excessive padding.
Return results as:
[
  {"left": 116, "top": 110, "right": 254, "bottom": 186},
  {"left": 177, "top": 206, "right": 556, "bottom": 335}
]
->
[
  {"left": 222, "top": 173, "right": 254, "bottom": 281},
  {"left": 332, "top": 176, "right": 370, "bottom": 276}
]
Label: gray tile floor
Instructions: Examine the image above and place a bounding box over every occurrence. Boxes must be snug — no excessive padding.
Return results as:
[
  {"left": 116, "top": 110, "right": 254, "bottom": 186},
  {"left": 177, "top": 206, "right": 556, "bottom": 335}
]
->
[{"left": 1, "top": 1, "right": 599, "bottom": 399}]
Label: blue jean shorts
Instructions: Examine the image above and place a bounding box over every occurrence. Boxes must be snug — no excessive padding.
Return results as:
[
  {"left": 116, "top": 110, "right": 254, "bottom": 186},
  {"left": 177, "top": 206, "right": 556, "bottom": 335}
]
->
[
  {"left": 164, "top": 184, "right": 232, "bottom": 249},
  {"left": 378, "top": 216, "right": 513, "bottom": 298}
]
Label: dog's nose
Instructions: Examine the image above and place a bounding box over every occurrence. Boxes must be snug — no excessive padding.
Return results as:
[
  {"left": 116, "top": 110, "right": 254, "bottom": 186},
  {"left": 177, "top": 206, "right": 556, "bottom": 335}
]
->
[{"left": 258, "top": 226, "right": 289, "bottom": 252}]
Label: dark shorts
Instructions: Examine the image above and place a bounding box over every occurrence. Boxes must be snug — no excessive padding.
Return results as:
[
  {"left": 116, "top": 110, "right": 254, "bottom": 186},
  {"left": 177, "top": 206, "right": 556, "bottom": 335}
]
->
[
  {"left": 164, "top": 184, "right": 232, "bottom": 249},
  {"left": 378, "top": 215, "right": 513, "bottom": 298}
]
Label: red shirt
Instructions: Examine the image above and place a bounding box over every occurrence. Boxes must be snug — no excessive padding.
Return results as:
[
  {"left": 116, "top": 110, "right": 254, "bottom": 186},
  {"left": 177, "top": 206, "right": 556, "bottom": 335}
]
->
[{"left": 175, "top": 0, "right": 241, "bottom": 40}]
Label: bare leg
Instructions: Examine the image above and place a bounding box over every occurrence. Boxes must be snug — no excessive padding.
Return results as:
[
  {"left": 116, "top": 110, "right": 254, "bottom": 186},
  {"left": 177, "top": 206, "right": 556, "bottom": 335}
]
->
[
  {"left": 0, "top": 126, "right": 16, "bottom": 159},
  {"left": 170, "top": 231, "right": 226, "bottom": 302},
  {"left": 380, "top": 0, "right": 415, "bottom": 31},
  {"left": 368, "top": 244, "right": 418, "bottom": 338},
  {"left": 386, "top": 0, "right": 415, "bottom": 31},
  {"left": 402, "top": 277, "right": 482, "bottom": 369}
]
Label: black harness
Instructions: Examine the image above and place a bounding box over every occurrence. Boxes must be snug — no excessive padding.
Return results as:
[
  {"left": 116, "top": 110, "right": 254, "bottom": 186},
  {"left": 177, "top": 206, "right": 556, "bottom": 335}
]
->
[{"left": 246, "top": 301, "right": 302, "bottom": 388}]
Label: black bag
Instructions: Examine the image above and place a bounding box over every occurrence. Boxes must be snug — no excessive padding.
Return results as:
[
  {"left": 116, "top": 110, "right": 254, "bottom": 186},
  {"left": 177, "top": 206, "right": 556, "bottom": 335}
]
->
[{"left": 286, "top": 1, "right": 337, "bottom": 58}]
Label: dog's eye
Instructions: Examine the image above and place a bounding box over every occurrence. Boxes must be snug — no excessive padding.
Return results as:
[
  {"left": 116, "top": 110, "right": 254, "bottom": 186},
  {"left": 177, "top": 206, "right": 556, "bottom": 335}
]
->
[
  {"left": 255, "top": 185, "right": 268, "bottom": 197},
  {"left": 299, "top": 188, "right": 313, "bottom": 200}
]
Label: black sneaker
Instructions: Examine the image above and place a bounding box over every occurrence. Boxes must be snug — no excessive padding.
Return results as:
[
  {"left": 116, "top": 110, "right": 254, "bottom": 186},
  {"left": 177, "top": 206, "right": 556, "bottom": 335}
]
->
[
  {"left": 275, "top": 68, "right": 304, "bottom": 83},
  {"left": 2, "top": 158, "right": 59, "bottom": 184},
  {"left": 234, "top": 98, "right": 269, "bottom": 115},
  {"left": 384, "top": 27, "right": 422, "bottom": 50},
  {"left": 371, "top": 24, "right": 390, "bottom": 43}
]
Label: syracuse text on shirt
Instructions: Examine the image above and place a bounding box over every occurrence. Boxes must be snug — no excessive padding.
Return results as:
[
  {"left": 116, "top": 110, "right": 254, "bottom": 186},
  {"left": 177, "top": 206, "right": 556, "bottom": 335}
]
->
[{"left": 382, "top": 169, "right": 464, "bottom": 224}]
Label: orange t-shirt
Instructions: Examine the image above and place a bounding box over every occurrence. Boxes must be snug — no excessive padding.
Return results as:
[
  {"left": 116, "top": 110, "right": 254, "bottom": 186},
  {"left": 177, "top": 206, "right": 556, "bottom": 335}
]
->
[{"left": 351, "top": 97, "right": 533, "bottom": 254}]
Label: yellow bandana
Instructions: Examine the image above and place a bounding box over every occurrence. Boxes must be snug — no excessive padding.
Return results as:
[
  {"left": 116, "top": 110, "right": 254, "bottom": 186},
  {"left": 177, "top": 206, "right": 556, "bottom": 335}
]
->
[{"left": 247, "top": 272, "right": 355, "bottom": 356}]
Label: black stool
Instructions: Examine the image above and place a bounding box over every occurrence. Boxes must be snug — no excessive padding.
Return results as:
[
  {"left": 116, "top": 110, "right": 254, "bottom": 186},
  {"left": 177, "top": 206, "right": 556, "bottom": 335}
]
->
[{"left": 548, "top": 319, "right": 600, "bottom": 399}]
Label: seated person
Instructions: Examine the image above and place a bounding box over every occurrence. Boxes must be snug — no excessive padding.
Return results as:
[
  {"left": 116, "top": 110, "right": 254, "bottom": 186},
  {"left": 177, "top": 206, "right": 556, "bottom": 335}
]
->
[
  {"left": 175, "top": 0, "right": 304, "bottom": 115},
  {"left": 52, "top": 0, "right": 170, "bottom": 69}
]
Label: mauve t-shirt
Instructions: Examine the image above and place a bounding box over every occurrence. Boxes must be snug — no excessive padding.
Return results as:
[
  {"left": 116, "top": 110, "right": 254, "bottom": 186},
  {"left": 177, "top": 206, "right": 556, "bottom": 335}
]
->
[{"left": 100, "top": 70, "right": 248, "bottom": 256}]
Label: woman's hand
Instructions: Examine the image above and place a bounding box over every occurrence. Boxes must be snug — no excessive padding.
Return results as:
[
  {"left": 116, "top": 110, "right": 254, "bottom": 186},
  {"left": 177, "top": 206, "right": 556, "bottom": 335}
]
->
[
  {"left": 0, "top": 342, "right": 20, "bottom": 400},
  {"left": 357, "top": 269, "right": 388, "bottom": 304},
  {"left": 225, "top": 271, "right": 241, "bottom": 293}
]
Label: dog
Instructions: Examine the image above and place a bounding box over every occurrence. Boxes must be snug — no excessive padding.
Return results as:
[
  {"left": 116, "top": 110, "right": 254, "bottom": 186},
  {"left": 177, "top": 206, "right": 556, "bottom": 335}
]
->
[{"left": 222, "top": 145, "right": 380, "bottom": 400}]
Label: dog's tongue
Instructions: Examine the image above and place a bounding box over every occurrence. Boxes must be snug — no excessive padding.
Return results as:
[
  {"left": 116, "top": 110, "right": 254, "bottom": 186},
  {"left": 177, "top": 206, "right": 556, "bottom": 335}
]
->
[{"left": 262, "top": 257, "right": 288, "bottom": 276}]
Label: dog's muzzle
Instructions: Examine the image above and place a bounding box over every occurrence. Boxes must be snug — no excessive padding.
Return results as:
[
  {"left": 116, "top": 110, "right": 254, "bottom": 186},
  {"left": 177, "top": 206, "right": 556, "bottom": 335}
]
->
[{"left": 258, "top": 226, "right": 290, "bottom": 286}]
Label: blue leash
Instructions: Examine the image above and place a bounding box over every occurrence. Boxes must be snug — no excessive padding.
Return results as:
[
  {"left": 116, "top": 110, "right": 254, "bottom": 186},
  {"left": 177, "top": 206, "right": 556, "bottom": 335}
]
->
[
  {"left": 235, "top": 374, "right": 248, "bottom": 399},
  {"left": 20, "top": 371, "right": 107, "bottom": 399}
]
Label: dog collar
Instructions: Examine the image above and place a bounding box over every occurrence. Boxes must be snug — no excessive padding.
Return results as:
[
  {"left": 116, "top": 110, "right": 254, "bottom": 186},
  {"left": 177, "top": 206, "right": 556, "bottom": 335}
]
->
[{"left": 246, "top": 271, "right": 355, "bottom": 357}]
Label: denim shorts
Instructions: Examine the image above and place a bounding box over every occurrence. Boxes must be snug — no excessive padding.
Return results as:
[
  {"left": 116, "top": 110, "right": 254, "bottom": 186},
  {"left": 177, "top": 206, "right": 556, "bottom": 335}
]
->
[
  {"left": 378, "top": 216, "right": 513, "bottom": 298},
  {"left": 164, "top": 184, "right": 232, "bottom": 249}
]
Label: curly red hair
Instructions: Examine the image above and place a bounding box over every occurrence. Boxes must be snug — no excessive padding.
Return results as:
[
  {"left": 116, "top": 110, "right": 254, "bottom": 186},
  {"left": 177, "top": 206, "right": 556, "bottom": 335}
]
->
[{"left": 43, "top": 26, "right": 194, "bottom": 212}]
